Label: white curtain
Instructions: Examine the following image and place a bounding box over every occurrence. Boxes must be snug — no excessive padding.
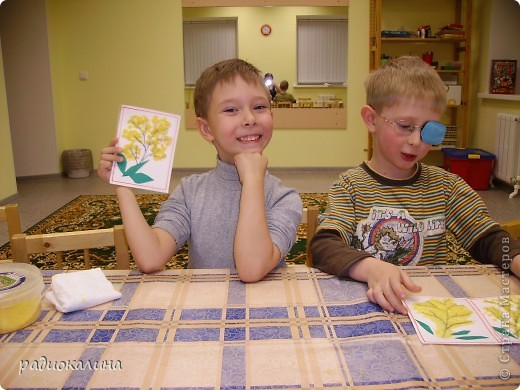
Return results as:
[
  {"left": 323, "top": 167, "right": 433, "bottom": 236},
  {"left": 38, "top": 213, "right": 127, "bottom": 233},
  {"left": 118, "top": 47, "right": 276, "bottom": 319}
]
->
[
  {"left": 297, "top": 18, "right": 348, "bottom": 85},
  {"left": 183, "top": 20, "right": 237, "bottom": 86}
]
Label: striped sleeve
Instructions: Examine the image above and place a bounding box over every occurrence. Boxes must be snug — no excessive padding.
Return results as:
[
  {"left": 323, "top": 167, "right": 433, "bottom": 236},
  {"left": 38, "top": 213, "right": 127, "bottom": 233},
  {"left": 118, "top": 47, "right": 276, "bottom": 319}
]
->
[
  {"left": 445, "top": 173, "right": 498, "bottom": 249},
  {"left": 317, "top": 168, "right": 360, "bottom": 245}
]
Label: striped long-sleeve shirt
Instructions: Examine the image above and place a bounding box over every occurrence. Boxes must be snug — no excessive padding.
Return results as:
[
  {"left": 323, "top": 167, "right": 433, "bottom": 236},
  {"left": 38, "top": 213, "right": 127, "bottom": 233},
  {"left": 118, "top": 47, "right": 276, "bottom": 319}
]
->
[{"left": 311, "top": 162, "right": 520, "bottom": 276}]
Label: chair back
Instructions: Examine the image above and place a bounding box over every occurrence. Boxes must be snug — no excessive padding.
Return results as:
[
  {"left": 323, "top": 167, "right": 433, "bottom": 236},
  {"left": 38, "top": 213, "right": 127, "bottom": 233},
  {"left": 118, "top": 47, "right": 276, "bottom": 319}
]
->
[
  {"left": 275, "top": 101, "right": 292, "bottom": 108},
  {"left": 11, "top": 225, "right": 130, "bottom": 269},
  {"left": 324, "top": 99, "right": 341, "bottom": 108},
  {"left": 0, "top": 204, "right": 22, "bottom": 247},
  {"left": 500, "top": 220, "right": 520, "bottom": 240},
  {"left": 298, "top": 98, "right": 313, "bottom": 108},
  {"left": 301, "top": 206, "right": 319, "bottom": 267}
]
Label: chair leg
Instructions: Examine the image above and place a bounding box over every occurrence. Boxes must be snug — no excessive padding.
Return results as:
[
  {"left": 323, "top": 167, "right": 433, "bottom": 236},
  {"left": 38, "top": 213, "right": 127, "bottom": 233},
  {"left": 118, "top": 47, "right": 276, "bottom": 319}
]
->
[
  {"left": 56, "top": 251, "right": 64, "bottom": 269},
  {"left": 114, "top": 225, "right": 130, "bottom": 269},
  {"left": 84, "top": 249, "right": 91, "bottom": 269},
  {"left": 6, "top": 204, "right": 22, "bottom": 240},
  {"left": 11, "top": 233, "right": 30, "bottom": 263}
]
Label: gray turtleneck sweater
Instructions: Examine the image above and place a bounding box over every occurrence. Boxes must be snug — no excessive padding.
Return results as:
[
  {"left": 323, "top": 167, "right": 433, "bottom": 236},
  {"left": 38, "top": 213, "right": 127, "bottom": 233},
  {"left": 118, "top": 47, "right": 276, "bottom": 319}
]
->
[{"left": 153, "top": 158, "right": 303, "bottom": 270}]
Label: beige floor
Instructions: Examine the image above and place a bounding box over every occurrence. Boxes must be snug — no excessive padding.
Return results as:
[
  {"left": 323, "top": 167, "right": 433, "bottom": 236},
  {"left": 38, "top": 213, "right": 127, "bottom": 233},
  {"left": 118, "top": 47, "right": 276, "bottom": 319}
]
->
[{"left": 1, "top": 168, "right": 519, "bottom": 247}]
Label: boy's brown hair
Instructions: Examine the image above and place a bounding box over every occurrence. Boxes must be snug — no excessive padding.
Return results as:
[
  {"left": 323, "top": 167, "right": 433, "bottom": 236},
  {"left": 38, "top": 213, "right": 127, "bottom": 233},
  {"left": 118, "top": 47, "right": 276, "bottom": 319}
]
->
[
  {"left": 365, "top": 56, "right": 447, "bottom": 114},
  {"left": 279, "top": 80, "right": 289, "bottom": 91},
  {"left": 193, "top": 58, "right": 270, "bottom": 118}
]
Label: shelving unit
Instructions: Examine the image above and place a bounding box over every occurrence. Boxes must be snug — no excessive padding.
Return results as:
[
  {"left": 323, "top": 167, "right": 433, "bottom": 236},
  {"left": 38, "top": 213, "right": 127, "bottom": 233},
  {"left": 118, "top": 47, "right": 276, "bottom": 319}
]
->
[{"left": 368, "top": 0, "right": 472, "bottom": 158}]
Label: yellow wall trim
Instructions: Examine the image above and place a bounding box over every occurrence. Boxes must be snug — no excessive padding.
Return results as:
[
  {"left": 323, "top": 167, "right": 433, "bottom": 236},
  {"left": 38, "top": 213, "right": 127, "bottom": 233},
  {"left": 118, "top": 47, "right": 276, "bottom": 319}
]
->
[{"left": 183, "top": 0, "right": 348, "bottom": 7}]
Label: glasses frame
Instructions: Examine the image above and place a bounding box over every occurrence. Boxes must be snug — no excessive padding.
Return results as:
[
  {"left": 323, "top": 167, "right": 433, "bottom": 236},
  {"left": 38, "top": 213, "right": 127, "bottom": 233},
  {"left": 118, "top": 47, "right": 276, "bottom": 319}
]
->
[{"left": 373, "top": 110, "right": 446, "bottom": 146}]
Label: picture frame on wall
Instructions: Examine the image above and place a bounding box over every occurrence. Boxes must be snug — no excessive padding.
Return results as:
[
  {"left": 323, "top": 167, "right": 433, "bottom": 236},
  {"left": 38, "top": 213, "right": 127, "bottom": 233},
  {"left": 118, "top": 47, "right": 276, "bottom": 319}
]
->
[{"left": 489, "top": 59, "right": 517, "bottom": 94}]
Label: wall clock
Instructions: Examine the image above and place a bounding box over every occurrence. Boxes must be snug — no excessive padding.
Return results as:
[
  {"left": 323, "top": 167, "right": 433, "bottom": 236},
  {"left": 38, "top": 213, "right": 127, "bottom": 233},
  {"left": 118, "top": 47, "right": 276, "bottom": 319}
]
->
[{"left": 261, "top": 24, "right": 272, "bottom": 36}]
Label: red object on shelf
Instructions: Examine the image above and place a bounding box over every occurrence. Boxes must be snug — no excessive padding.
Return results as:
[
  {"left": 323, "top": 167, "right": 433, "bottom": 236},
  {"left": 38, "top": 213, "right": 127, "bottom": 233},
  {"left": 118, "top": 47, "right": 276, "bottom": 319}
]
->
[{"left": 442, "top": 148, "right": 496, "bottom": 190}]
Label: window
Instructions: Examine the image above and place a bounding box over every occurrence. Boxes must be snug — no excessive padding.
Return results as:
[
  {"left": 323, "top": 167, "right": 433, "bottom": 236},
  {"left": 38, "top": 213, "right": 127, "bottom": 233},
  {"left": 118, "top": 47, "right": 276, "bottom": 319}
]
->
[
  {"left": 183, "top": 19, "right": 237, "bottom": 86},
  {"left": 297, "top": 17, "right": 348, "bottom": 85}
]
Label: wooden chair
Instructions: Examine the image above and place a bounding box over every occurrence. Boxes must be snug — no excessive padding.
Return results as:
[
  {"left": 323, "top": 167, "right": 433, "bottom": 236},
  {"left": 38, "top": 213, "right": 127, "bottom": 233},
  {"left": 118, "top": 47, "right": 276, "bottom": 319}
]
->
[
  {"left": 0, "top": 204, "right": 22, "bottom": 248},
  {"left": 275, "top": 101, "right": 292, "bottom": 108},
  {"left": 301, "top": 206, "right": 320, "bottom": 267},
  {"left": 298, "top": 98, "right": 313, "bottom": 108},
  {"left": 11, "top": 225, "right": 130, "bottom": 269},
  {"left": 324, "top": 99, "right": 342, "bottom": 108},
  {"left": 500, "top": 220, "right": 520, "bottom": 240}
]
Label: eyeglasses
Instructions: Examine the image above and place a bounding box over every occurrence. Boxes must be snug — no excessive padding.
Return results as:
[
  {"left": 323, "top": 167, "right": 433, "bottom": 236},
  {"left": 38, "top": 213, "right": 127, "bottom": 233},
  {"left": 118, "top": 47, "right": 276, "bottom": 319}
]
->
[{"left": 375, "top": 111, "right": 446, "bottom": 146}]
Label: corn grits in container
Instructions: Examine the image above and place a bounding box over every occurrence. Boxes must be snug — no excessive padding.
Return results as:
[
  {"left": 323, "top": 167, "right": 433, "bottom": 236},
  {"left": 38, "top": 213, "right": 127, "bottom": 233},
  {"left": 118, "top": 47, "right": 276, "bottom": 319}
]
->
[{"left": 0, "top": 263, "right": 44, "bottom": 334}]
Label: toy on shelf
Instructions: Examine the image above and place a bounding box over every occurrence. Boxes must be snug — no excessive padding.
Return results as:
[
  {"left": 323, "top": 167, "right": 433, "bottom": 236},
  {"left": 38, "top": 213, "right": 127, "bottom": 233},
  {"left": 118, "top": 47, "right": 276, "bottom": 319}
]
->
[
  {"left": 416, "top": 25, "right": 432, "bottom": 38},
  {"left": 435, "top": 23, "right": 465, "bottom": 39}
]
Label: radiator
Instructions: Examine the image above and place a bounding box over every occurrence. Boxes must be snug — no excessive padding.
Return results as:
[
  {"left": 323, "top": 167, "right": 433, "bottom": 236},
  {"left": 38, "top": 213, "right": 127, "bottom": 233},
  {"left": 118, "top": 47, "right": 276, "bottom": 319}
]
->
[{"left": 494, "top": 113, "right": 520, "bottom": 198}]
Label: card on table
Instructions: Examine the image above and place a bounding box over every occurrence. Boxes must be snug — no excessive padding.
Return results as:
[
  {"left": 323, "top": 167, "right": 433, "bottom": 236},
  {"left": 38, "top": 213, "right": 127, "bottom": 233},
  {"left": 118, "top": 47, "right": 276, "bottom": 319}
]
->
[
  {"left": 109, "top": 105, "right": 180, "bottom": 193},
  {"left": 404, "top": 295, "right": 519, "bottom": 344}
]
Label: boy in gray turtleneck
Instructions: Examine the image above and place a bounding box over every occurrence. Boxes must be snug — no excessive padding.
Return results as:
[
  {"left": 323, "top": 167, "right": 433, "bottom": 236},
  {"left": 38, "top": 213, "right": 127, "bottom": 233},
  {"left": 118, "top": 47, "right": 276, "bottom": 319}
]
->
[{"left": 98, "top": 59, "right": 302, "bottom": 282}]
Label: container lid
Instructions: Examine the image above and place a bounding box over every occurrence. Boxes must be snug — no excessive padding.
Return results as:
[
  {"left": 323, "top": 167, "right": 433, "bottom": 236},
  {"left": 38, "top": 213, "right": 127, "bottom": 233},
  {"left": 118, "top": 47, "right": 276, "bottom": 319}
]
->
[
  {"left": 441, "top": 148, "right": 496, "bottom": 159},
  {"left": 0, "top": 263, "right": 44, "bottom": 308}
]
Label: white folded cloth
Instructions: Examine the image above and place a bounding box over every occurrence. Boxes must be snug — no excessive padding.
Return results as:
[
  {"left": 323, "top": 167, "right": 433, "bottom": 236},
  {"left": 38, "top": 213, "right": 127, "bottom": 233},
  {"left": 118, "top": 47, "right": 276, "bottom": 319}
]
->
[{"left": 45, "top": 268, "right": 122, "bottom": 313}]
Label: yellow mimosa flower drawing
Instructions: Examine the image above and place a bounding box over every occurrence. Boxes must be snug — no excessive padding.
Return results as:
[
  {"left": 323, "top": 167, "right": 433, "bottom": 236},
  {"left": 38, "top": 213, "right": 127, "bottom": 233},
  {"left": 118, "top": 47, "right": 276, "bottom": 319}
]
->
[
  {"left": 406, "top": 295, "right": 520, "bottom": 344},
  {"left": 482, "top": 296, "right": 519, "bottom": 339},
  {"left": 117, "top": 114, "right": 174, "bottom": 184},
  {"left": 413, "top": 298, "right": 487, "bottom": 340},
  {"left": 110, "top": 105, "right": 180, "bottom": 193}
]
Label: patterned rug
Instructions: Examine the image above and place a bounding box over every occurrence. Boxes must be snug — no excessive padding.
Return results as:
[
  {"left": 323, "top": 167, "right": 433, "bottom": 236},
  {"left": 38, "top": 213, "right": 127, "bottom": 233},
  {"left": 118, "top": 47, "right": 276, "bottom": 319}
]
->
[
  {"left": 0, "top": 193, "right": 328, "bottom": 270},
  {"left": 1, "top": 193, "right": 476, "bottom": 269}
]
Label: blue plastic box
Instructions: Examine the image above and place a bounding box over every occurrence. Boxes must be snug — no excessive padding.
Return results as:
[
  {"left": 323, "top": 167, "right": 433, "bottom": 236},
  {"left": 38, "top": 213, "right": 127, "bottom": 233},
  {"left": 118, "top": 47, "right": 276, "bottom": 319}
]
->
[{"left": 441, "top": 148, "right": 495, "bottom": 190}]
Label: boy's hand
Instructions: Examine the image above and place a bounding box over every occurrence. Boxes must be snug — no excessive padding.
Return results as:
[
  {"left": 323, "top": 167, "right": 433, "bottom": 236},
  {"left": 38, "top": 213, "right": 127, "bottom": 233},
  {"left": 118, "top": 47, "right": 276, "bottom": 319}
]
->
[
  {"left": 98, "top": 137, "right": 123, "bottom": 182},
  {"left": 350, "top": 258, "right": 422, "bottom": 315},
  {"left": 511, "top": 254, "right": 520, "bottom": 278},
  {"left": 234, "top": 152, "right": 268, "bottom": 184}
]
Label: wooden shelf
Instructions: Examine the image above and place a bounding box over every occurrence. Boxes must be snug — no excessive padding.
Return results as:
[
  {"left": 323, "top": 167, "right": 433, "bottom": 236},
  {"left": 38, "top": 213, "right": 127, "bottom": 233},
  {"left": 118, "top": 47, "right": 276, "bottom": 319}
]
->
[
  {"left": 381, "top": 37, "right": 466, "bottom": 43},
  {"left": 437, "top": 69, "right": 464, "bottom": 73},
  {"left": 369, "top": 0, "right": 472, "bottom": 158},
  {"left": 477, "top": 93, "right": 520, "bottom": 102}
]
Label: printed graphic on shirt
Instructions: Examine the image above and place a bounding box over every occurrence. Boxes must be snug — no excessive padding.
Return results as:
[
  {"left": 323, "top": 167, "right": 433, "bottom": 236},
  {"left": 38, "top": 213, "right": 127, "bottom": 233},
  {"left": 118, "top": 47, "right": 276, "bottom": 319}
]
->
[{"left": 353, "top": 207, "right": 445, "bottom": 266}]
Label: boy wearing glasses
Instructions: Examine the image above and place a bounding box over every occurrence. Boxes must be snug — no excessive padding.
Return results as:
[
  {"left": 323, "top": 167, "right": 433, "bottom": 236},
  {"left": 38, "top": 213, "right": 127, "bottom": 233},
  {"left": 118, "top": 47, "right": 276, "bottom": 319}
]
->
[{"left": 311, "top": 56, "right": 520, "bottom": 314}]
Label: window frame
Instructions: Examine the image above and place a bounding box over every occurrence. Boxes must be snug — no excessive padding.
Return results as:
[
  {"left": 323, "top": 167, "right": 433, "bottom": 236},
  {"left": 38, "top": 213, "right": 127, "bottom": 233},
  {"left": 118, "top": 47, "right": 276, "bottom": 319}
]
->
[
  {"left": 183, "top": 18, "right": 238, "bottom": 86},
  {"left": 296, "top": 16, "right": 348, "bottom": 86}
]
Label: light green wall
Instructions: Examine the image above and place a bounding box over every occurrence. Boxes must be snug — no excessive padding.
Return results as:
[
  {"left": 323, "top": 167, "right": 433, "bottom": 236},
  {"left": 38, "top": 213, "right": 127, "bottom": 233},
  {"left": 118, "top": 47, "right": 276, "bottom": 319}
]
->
[
  {"left": 46, "top": 0, "right": 192, "bottom": 168},
  {"left": 0, "top": 37, "right": 17, "bottom": 201},
  {"left": 183, "top": 6, "right": 348, "bottom": 102},
  {"left": 181, "top": 5, "right": 361, "bottom": 168},
  {"left": 345, "top": 0, "right": 370, "bottom": 163},
  {"left": 266, "top": 2, "right": 367, "bottom": 167},
  {"left": 5, "top": 0, "right": 514, "bottom": 182},
  {"left": 470, "top": 0, "right": 520, "bottom": 151},
  {"left": 44, "top": 2, "right": 361, "bottom": 169}
]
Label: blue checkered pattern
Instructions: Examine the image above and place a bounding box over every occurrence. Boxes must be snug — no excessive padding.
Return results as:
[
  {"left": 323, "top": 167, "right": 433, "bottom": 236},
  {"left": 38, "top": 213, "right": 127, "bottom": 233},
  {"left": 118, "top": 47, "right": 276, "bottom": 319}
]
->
[{"left": 0, "top": 265, "right": 519, "bottom": 389}]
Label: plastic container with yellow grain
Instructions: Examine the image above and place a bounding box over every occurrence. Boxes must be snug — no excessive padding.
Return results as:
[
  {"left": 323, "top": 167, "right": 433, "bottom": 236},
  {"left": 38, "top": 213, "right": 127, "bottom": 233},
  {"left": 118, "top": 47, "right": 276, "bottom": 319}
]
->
[{"left": 0, "top": 263, "right": 44, "bottom": 334}]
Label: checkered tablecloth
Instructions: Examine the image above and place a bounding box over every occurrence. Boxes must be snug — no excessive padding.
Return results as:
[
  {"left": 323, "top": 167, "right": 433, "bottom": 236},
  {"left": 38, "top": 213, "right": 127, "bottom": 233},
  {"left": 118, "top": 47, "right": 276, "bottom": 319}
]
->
[{"left": 1, "top": 265, "right": 519, "bottom": 389}]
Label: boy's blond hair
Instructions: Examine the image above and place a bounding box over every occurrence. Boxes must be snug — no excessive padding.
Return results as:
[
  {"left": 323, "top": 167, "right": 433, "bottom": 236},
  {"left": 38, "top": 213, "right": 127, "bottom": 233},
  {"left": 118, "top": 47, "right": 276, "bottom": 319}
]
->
[
  {"left": 193, "top": 58, "right": 270, "bottom": 119},
  {"left": 365, "top": 56, "right": 447, "bottom": 113}
]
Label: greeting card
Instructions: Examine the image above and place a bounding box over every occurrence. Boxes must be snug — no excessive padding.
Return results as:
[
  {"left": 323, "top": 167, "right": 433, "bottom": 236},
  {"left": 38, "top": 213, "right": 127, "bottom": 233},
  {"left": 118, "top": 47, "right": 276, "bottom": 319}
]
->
[
  {"left": 109, "top": 105, "right": 180, "bottom": 193},
  {"left": 404, "top": 295, "right": 519, "bottom": 344}
]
